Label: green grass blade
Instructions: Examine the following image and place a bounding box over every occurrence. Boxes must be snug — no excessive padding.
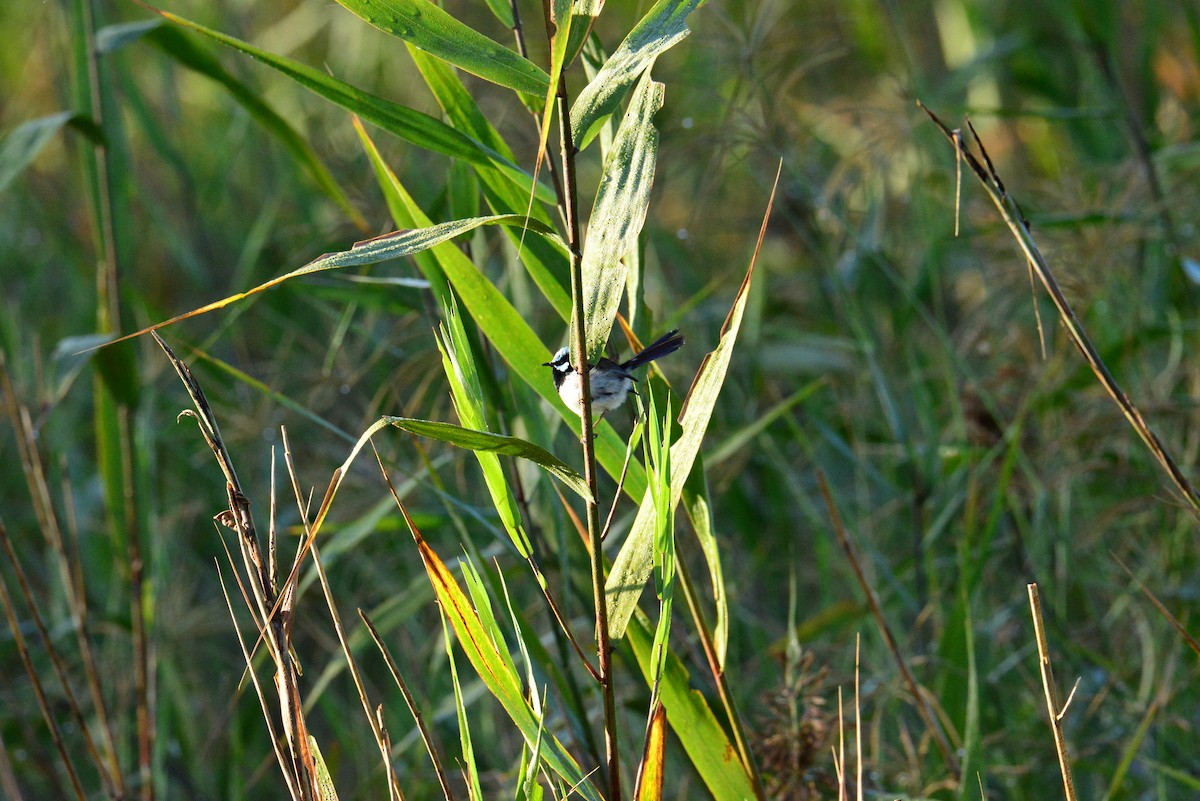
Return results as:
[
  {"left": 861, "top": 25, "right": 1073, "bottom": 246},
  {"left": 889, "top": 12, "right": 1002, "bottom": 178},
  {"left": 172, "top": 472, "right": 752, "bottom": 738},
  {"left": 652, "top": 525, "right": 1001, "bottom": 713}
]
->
[
  {"left": 957, "top": 592, "right": 980, "bottom": 801},
  {"left": 333, "top": 0, "right": 549, "bottom": 96},
  {"left": 681, "top": 464, "right": 726, "bottom": 667},
  {"left": 626, "top": 610, "right": 756, "bottom": 800},
  {"left": 402, "top": 507, "right": 603, "bottom": 801},
  {"left": 437, "top": 302, "right": 533, "bottom": 555},
  {"left": 645, "top": 393, "right": 676, "bottom": 699},
  {"left": 380, "top": 417, "right": 590, "bottom": 501},
  {"left": 307, "top": 736, "right": 341, "bottom": 801},
  {"left": 110, "top": 214, "right": 559, "bottom": 344},
  {"left": 570, "top": 0, "right": 702, "bottom": 150},
  {"left": 442, "top": 611, "right": 485, "bottom": 801},
  {"left": 580, "top": 70, "right": 663, "bottom": 359},
  {"left": 0, "top": 112, "right": 79, "bottom": 194},
  {"left": 459, "top": 557, "right": 523, "bottom": 685},
  {"left": 98, "top": 20, "right": 365, "bottom": 227}
]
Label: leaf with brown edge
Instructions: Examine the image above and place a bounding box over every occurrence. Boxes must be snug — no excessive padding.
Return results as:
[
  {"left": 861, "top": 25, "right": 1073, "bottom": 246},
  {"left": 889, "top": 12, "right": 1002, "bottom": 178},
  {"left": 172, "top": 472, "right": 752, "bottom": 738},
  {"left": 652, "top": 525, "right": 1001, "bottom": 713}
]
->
[
  {"left": 605, "top": 161, "right": 782, "bottom": 638},
  {"left": 96, "top": 215, "right": 560, "bottom": 349},
  {"left": 395, "top": 501, "right": 605, "bottom": 801},
  {"left": 634, "top": 702, "right": 666, "bottom": 801}
]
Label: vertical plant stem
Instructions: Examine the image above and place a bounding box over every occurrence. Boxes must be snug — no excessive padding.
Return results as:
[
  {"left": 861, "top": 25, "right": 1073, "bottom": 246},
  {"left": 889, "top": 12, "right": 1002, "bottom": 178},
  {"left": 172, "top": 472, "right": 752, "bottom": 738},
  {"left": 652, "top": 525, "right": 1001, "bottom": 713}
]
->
[
  {"left": 1027, "top": 584, "right": 1078, "bottom": 801},
  {"left": 550, "top": 27, "right": 621, "bottom": 801},
  {"left": 73, "top": 0, "right": 154, "bottom": 793}
]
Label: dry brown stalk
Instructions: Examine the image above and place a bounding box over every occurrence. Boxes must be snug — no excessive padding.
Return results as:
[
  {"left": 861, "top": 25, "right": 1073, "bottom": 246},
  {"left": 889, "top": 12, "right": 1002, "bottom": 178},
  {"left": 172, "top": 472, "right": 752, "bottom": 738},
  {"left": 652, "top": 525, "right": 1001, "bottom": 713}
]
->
[
  {"left": 154, "top": 332, "right": 321, "bottom": 800},
  {"left": 918, "top": 101, "right": 1200, "bottom": 522},
  {"left": 816, "top": 470, "right": 961, "bottom": 784},
  {"left": 1026, "top": 583, "right": 1078, "bottom": 801}
]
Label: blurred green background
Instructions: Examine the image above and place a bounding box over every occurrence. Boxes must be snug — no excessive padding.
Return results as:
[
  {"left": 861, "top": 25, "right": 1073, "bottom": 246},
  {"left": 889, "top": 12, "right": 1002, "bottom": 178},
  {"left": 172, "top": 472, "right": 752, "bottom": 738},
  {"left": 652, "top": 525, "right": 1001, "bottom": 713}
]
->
[{"left": 2, "top": 0, "right": 1199, "bottom": 798}]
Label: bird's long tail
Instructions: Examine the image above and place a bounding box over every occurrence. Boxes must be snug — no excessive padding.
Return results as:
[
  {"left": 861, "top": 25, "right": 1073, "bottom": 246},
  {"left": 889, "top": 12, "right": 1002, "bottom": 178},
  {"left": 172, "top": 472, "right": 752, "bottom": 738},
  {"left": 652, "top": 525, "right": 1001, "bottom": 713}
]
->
[{"left": 624, "top": 329, "right": 684, "bottom": 370}]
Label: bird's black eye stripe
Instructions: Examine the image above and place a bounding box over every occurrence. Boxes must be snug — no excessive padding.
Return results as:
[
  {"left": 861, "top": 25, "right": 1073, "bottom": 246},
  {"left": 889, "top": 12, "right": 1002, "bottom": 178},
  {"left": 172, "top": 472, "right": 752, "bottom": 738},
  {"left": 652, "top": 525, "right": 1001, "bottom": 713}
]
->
[{"left": 549, "top": 348, "right": 572, "bottom": 370}]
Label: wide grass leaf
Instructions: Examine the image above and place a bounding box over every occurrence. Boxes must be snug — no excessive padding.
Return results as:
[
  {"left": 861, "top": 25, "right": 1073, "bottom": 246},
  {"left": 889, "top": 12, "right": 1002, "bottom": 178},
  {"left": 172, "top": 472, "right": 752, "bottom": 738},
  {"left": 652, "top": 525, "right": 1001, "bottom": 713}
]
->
[
  {"left": 437, "top": 303, "right": 534, "bottom": 555},
  {"left": 571, "top": 0, "right": 702, "bottom": 150},
  {"left": 606, "top": 170, "right": 774, "bottom": 637},
  {"left": 627, "top": 610, "right": 757, "bottom": 800},
  {"left": 580, "top": 70, "right": 663, "bottom": 360},
  {"left": 377, "top": 417, "right": 591, "bottom": 501},
  {"left": 0, "top": 112, "right": 83, "bottom": 194},
  {"left": 107, "top": 214, "right": 560, "bottom": 344},
  {"left": 334, "top": 0, "right": 549, "bottom": 96}
]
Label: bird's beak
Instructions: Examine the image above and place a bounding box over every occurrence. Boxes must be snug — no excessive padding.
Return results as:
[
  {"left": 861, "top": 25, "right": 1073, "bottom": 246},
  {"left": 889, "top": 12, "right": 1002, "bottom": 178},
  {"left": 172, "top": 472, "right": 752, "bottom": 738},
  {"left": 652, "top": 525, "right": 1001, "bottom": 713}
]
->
[{"left": 541, "top": 360, "right": 552, "bottom": 367}]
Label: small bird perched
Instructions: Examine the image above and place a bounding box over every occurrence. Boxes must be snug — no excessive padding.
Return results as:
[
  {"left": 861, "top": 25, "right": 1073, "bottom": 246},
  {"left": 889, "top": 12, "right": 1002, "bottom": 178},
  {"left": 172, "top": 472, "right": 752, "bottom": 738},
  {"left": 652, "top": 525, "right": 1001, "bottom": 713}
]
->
[{"left": 544, "top": 330, "right": 684, "bottom": 417}]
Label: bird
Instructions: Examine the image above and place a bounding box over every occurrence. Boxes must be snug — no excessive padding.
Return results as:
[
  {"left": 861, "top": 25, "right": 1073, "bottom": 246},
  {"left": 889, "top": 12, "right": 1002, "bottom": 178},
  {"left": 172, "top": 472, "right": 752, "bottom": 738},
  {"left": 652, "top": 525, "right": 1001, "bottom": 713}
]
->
[{"left": 544, "top": 329, "right": 684, "bottom": 417}]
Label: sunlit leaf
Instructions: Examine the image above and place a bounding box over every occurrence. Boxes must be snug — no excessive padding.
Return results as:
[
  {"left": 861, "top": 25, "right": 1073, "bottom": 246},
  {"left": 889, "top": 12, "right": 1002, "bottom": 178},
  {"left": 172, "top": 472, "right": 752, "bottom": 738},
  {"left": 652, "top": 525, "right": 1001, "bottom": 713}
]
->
[
  {"left": 333, "top": 0, "right": 549, "bottom": 95},
  {"left": 634, "top": 703, "right": 666, "bottom": 801},
  {"left": 400, "top": 505, "right": 604, "bottom": 801},
  {"left": 106, "top": 214, "right": 558, "bottom": 345},
  {"left": 380, "top": 416, "right": 591, "bottom": 501},
  {"left": 607, "top": 167, "right": 775, "bottom": 637},
  {"left": 627, "top": 611, "right": 756, "bottom": 800},
  {"left": 580, "top": 70, "right": 663, "bottom": 359},
  {"left": 571, "top": 0, "right": 702, "bottom": 150}
]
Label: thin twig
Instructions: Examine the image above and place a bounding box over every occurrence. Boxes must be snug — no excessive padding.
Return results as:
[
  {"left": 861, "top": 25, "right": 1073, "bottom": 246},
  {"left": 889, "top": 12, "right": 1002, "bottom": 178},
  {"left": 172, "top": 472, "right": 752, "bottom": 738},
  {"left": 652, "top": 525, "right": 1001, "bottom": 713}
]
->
[
  {"left": 0, "top": 356, "right": 126, "bottom": 795},
  {"left": 282, "top": 431, "right": 405, "bottom": 801},
  {"left": 214, "top": 558, "right": 302, "bottom": 801},
  {"left": 360, "top": 610, "right": 453, "bottom": 801},
  {"left": 855, "top": 633, "right": 863, "bottom": 801},
  {"left": 154, "top": 333, "right": 317, "bottom": 799},
  {"left": 1112, "top": 552, "right": 1200, "bottom": 657},
  {"left": 1088, "top": 41, "right": 1181, "bottom": 259},
  {"left": 1026, "top": 584, "right": 1078, "bottom": 801},
  {"left": 817, "top": 470, "right": 961, "bottom": 782},
  {"left": 675, "top": 555, "right": 765, "bottom": 798},
  {"left": 0, "top": 526, "right": 118, "bottom": 798},
  {"left": 0, "top": 522, "right": 88, "bottom": 801},
  {"left": 918, "top": 101, "right": 1200, "bottom": 520}
]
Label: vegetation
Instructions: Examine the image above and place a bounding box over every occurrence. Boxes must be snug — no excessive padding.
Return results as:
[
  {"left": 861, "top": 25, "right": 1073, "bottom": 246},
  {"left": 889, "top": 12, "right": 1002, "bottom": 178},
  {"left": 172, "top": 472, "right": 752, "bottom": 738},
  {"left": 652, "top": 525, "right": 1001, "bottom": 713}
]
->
[{"left": 2, "top": 0, "right": 1198, "bottom": 799}]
